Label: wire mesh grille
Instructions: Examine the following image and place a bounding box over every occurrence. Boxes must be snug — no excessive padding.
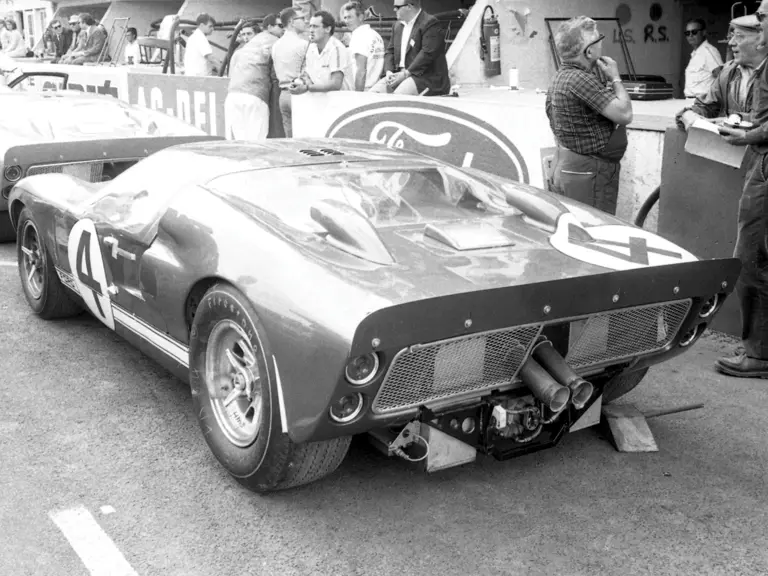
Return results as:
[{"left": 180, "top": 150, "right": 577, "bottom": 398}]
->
[
  {"left": 372, "top": 325, "right": 542, "bottom": 414},
  {"left": 27, "top": 162, "right": 104, "bottom": 182},
  {"left": 566, "top": 300, "right": 692, "bottom": 370}
]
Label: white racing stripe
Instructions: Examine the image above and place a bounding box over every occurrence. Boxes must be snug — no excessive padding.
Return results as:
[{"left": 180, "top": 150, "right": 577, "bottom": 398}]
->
[
  {"left": 0, "top": 261, "right": 15, "bottom": 267},
  {"left": 112, "top": 304, "right": 189, "bottom": 367},
  {"left": 49, "top": 506, "right": 139, "bottom": 576}
]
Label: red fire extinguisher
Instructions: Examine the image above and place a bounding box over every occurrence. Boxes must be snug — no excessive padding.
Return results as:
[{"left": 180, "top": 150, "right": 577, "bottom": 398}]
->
[{"left": 480, "top": 5, "right": 501, "bottom": 77}]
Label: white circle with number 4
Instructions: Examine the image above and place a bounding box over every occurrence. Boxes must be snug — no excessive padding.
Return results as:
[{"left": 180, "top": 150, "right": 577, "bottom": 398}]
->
[
  {"left": 67, "top": 218, "right": 115, "bottom": 329},
  {"left": 551, "top": 213, "right": 698, "bottom": 271}
]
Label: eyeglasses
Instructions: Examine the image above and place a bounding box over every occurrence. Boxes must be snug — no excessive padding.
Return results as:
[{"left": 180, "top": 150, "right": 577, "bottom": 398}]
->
[
  {"left": 757, "top": 11, "right": 768, "bottom": 23},
  {"left": 277, "top": 23, "right": 284, "bottom": 28},
  {"left": 393, "top": 3, "right": 408, "bottom": 10},
  {"left": 684, "top": 29, "right": 703, "bottom": 37},
  {"left": 727, "top": 31, "right": 757, "bottom": 41},
  {"left": 582, "top": 33, "right": 605, "bottom": 56},
  {"left": 52, "top": 25, "right": 61, "bottom": 30}
]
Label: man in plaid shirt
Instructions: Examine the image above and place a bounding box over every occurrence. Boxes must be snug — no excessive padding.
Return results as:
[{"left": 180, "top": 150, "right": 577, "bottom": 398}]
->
[{"left": 545, "top": 16, "right": 633, "bottom": 215}]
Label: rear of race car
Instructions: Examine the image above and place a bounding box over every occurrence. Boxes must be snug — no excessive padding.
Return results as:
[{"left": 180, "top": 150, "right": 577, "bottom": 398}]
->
[{"left": 299, "top": 257, "right": 739, "bottom": 472}]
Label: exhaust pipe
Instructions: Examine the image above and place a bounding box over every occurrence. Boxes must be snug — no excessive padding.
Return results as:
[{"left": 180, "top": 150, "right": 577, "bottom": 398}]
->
[
  {"left": 532, "top": 340, "right": 594, "bottom": 410},
  {"left": 518, "top": 357, "right": 571, "bottom": 413}
]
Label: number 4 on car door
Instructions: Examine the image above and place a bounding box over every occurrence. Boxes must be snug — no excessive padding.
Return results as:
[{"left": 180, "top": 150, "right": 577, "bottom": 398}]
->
[{"left": 67, "top": 218, "right": 115, "bottom": 330}]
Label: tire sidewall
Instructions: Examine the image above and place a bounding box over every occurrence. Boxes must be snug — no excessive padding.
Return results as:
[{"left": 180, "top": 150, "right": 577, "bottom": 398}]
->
[
  {"left": 189, "top": 284, "right": 287, "bottom": 481},
  {"left": 17, "top": 210, "right": 49, "bottom": 315}
]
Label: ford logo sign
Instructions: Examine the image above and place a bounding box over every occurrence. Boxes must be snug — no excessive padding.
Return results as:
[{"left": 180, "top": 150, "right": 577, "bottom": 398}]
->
[{"left": 325, "top": 101, "right": 529, "bottom": 183}]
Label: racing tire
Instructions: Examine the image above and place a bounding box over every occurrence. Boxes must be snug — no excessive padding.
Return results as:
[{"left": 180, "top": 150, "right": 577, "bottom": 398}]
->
[
  {"left": 601, "top": 367, "right": 649, "bottom": 404},
  {"left": 189, "top": 283, "right": 351, "bottom": 493},
  {"left": 0, "top": 211, "right": 15, "bottom": 243},
  {"left": 17, "top": 208, "right": 83, "bottom": 319}
]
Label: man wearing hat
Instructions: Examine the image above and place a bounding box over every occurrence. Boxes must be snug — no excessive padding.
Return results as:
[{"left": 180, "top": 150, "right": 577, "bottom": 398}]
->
[
  {"left": 677, "top": 14, "right": 767, "bottom": 130},
  {"left": 715, "top": 0, "right": 768, "bottom": 377}
]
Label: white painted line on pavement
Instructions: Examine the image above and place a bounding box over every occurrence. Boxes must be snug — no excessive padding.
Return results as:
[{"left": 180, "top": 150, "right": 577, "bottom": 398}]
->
[
  {"left": 49, "top": 506, "right": 139, "bottom": 576},
  {"left": 0, "top": 261, "right": 15, "bottom": 267}
]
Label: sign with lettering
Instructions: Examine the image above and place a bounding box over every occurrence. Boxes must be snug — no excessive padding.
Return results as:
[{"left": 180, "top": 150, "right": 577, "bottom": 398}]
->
[
  {"left": 293, "top": 92, "right": 554, "bottom": 187},
  {"left": 127, "top": 71, "right": 228, "bottom": 136},
  {"left": 14, "top": 63, "right": 129, "bottom": 99}
]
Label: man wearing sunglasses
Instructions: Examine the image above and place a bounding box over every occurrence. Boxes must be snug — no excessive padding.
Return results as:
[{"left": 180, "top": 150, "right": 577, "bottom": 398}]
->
[
  {"left": 715, "top": 1, "right": 768, "bottom": 378},
  {"left": 44, "top": 19, "right": 73, "bottom": 62},
  {"left": 677, "top": 15, "right": 766, "bottom": 132},
  {"left": 370, "top": 0, "right": 450, "bottom": 96},
  {"left": 545, "top": 16, "right": 632, "bottom": 216},
  {"left": 684, "top": 18, "right": 723, "bottom": 99}
]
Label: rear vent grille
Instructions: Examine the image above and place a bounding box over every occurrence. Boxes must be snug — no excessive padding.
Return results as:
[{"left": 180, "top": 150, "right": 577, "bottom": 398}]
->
[{"left": 298, "top": 148, "right": 345, "bottom": 157}]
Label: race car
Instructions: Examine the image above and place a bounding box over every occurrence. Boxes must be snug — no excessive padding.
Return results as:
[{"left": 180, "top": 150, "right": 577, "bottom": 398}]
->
[
  {"left": 0, "top": 88, "right": 213, "bottom": 241},
  {"left": 8, "top": 138, "right": 740, "bottom": 493}
]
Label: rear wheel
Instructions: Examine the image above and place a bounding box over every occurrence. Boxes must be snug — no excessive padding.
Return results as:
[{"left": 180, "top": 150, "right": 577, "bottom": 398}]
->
[
  {"left": 189, "top": 283, "right": 351, "bottom": 492},
  {"left": 601, "top": 367, "right": 649, "bottom": 404},
  {"left": 17, "top": 208, "right": 83, "bottom": 319}
]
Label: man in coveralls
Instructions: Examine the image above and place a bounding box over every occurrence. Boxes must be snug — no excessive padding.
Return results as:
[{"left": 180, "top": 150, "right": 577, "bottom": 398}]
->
[{"left": 716, "top": 1, "right": 768, "bottom": 377}]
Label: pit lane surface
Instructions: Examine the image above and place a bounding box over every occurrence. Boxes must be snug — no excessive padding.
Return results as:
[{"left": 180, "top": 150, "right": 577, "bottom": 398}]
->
[{"left": 1, "top": 241, "right": 767, "bottom": 576}]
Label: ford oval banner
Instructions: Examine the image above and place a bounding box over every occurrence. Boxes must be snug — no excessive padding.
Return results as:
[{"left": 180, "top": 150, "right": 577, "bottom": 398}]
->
[{"left": 292, "top": 92, "right": 556, "bottom": 189}]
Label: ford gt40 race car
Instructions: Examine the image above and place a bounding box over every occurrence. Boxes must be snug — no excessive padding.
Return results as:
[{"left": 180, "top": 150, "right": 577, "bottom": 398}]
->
[
  {"left": 0, "top": 89, "right": 213, "bottom": 241},
  {"left": 8, "top": 138, "right": 740, "bottom": 492}
]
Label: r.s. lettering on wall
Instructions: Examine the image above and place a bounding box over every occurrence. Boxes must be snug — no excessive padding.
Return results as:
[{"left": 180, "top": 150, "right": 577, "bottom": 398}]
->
[{"left": 613, "top": 2, "right": 670, "bottom": 45}]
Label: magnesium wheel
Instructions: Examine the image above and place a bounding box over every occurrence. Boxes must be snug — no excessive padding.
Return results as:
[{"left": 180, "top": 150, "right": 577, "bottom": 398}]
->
[
  {"left": 17, "top": 208, "right": 83, "bottom": 319},
  {"left": 0, "top": 211, "right": 14, "bottom": 242},
  {"left": 189, "top": 283, "right": 351, "bottom": 493},
  {"left": 601, "top": 367, "right": 649, "bottom": 404}
]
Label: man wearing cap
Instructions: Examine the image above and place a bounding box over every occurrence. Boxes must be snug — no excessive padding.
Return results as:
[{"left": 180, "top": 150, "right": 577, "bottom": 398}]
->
[
  {"left": 677, "top": 14, "right": 767, "bottom": 131},
  {"left": 715, "top": 0, "right": 768, "bottom": 377}
]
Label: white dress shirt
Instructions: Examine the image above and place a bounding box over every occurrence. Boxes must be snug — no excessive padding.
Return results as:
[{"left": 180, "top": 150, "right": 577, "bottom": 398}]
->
[
  {"left": 684, "top": 39, "right": 723, "bottom": 98},
  {"left": 398, "top": 9, "right": 421, "bottom": 69}
]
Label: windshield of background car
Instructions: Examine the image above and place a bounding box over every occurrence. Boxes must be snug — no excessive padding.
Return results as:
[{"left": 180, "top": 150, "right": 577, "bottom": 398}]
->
[
  {"left": 0, "top": 96, "right": 204, "bottom": 140},
  {"left": 205, "top": 164, "right": 515, "bottom": 233}
]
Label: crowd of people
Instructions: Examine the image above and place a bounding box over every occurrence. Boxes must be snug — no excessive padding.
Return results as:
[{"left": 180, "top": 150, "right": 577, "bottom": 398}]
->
[{"left": 200, "top": 0, "right": 451, "bottom": 140}]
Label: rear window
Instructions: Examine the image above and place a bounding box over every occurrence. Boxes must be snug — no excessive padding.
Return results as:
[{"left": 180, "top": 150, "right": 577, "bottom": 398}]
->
[{"left": 206, "top": 164, "right": 514, "bottom": 233}]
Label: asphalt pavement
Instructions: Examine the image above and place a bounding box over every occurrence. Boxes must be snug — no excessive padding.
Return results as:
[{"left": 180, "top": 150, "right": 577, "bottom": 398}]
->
[{"left": 1, "top": 241, "right": 767, "bottom": 576}]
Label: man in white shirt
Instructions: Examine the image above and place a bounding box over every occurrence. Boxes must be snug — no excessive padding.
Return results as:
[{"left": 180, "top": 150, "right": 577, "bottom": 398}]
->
[
  {"left": 184, "top": 13, "right": 219, "bottom": 76},
  {"left": 123, "top": 27, "right": 141, "bottom": 65},
  {"left": 684, "top": 18, "right": 724, "bottom": 99},
  {"left": 289, "top": 11, "right": 352, "bottom": 94},
  {"left": 341, "top": 2, "right": 384, "bottom": 91}
]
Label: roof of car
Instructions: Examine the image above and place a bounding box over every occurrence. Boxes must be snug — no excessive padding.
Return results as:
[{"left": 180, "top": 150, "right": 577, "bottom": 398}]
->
[{"left": 171, "top": 138, "right": 439, "bottom": 174}]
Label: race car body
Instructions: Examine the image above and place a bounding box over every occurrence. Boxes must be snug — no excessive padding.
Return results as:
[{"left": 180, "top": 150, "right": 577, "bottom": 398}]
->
[
  {"left": 0, "top": 89, "right": 211, "bottom": 241},
  {"left": 8, "top": 138, "right": 740, "bottom": 492}
]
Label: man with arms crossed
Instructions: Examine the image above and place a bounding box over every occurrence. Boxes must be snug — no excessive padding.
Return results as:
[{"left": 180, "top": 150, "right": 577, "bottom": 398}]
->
[
  {"left": 545, "top": 16, "right": 633, "bottom": 215},
  {"left": 716, "top": 1, "right": 768, "bottom": 377},
  {"left": 341, "top": 2, "right": 384, "bottom": 91}
]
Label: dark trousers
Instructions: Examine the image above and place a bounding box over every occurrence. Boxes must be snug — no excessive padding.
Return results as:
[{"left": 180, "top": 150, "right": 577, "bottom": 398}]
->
[
  {"left": 551, "top": 147, "right": 620, "bottom": 216},
  {"left": 735, "top": 149, "right": 768, "bottom": 359}
]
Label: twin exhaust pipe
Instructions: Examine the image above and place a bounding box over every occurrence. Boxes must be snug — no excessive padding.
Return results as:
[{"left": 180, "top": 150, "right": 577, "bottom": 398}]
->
[{"left": 517, "top": 339, "right": 594, "bottom": 412}]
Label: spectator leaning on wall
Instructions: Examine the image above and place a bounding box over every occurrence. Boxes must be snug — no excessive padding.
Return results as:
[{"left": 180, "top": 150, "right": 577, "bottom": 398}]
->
[
  {"left": 676, "top": 15, "right": 767, "bottom": 131},
  {"left": 683, "top": 17, "right": 723, "bottom": 99},
  {"left": 545, "top": 16, "right": 633, "bottom": 216},
  {"left": 290, "top": 10, "right": 352, "bottom": 95},
  {"left": 225, "top": 14, "right": 281, "bottom": 141}
]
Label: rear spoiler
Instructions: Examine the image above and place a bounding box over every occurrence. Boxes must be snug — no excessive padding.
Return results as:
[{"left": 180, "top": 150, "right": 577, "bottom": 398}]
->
[{"left": 2, "top": 134, "right": 221, "bottom": 199}]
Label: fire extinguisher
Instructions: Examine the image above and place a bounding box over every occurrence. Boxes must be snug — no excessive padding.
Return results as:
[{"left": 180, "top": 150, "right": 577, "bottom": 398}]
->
[{"left": 480, "top": 5, "right": 501, "bottom": 77}]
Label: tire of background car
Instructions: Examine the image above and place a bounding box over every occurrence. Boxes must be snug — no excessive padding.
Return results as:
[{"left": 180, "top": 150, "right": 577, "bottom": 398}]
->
[
  {"left": 189, "top": 283, "right": 352, "bottom": 493},
  {"left": 16, "top": 208, "right": 83, "bottom": 319},
  {"left": 601, "top": 367, "right": 649, "bottom": 404},
  {"left": 0, "top": 211, "right": 15, "bottom": 243}
]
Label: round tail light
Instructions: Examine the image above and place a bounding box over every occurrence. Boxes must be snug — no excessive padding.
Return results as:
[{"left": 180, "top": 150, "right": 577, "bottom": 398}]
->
[
  {"left": 4, "top": 165, "right": 22, "bottom": 183},
  {"left": 329, "top": 393, "right": 364, "bottom": 423},
  {"left": 344, "top": 353, "right": 379, "bottom": 385}
]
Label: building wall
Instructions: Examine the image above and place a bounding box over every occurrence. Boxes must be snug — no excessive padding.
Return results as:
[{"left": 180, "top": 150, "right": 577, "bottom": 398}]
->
[{"left": 449, "top": 0, "right": 688, "bottom": 96}]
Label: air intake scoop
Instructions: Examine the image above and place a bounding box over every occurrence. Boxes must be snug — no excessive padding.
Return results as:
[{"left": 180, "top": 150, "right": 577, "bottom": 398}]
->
[{"left": 424, "top": 221, "right": 516, "bottom": 250}]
